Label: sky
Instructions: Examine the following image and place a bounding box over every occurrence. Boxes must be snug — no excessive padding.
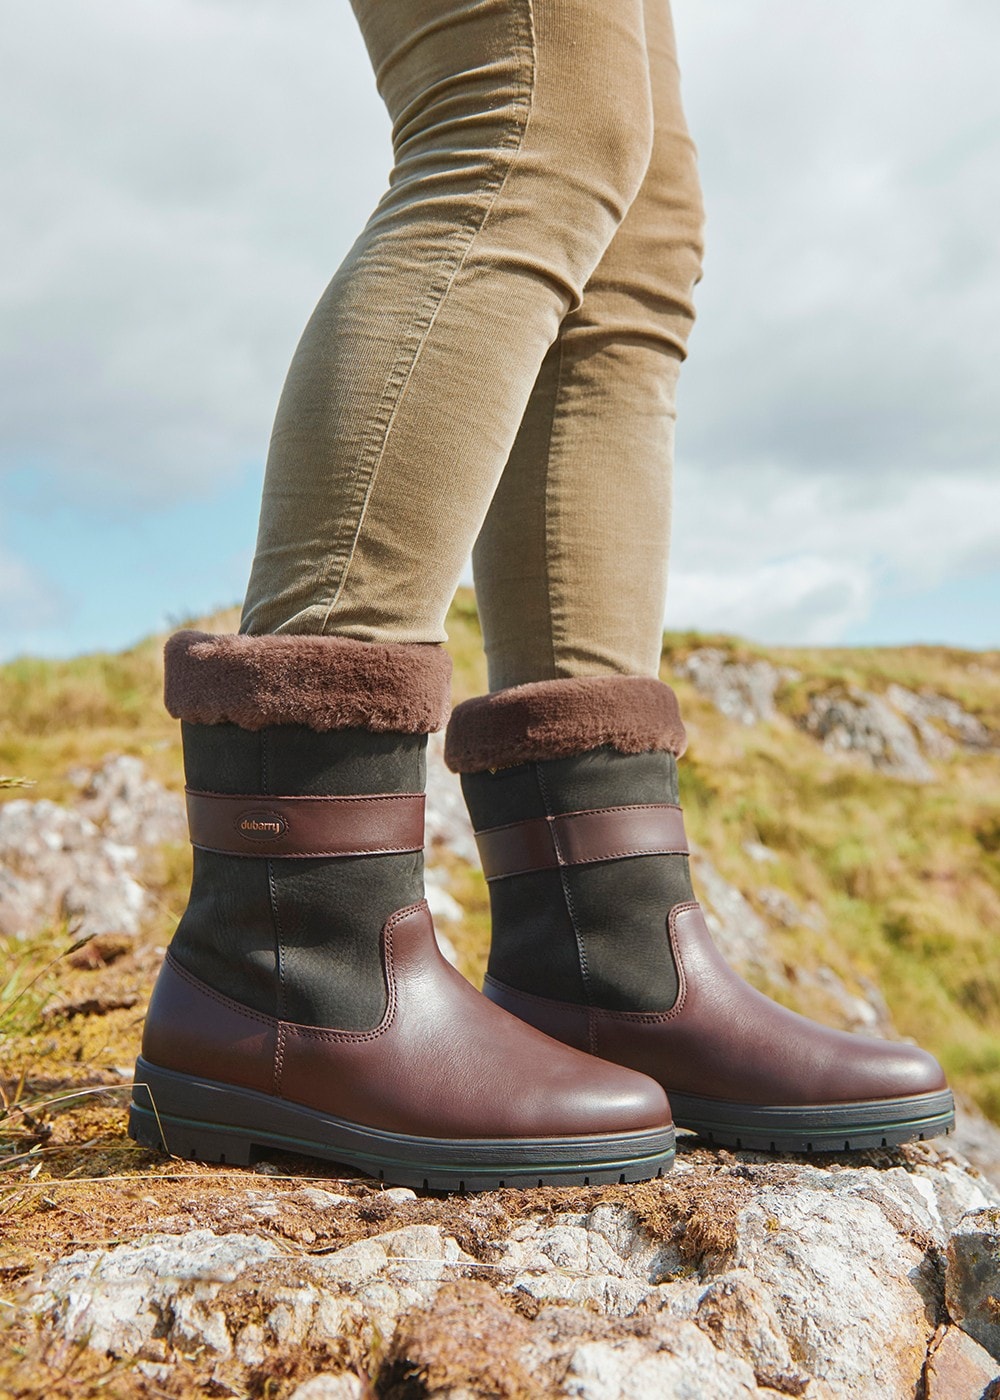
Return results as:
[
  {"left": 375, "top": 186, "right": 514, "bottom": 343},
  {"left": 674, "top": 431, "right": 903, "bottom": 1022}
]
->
[{"left": 2, "top": 0, "right": 998, "bottom": 661}]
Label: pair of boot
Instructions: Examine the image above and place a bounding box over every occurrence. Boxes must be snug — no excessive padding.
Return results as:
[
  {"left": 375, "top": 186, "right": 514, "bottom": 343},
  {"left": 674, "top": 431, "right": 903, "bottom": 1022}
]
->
[{"left": 129, "top": 632, "right": 954, "bottom": 1189}]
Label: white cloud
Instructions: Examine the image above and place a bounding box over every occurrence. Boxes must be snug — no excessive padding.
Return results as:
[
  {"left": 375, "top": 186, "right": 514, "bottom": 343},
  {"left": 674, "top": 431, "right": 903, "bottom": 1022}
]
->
[
  {"left": 1, "top": 0, "right": 389, "bottom": 505},
  {"left": 668, "top": 555, "right": 873, "bottom": 644},
  {"left": 668, "top": 465, "right": 1000, "bottom": 641},
  {"left": 672, "top": 0, "right": 1000, "bottom": 487},
  {"left": 0, "top": 545, "right": 64, "bottom": 633},
  {"left": 2, "top": 0, "right": 997, "bottom": 647}
]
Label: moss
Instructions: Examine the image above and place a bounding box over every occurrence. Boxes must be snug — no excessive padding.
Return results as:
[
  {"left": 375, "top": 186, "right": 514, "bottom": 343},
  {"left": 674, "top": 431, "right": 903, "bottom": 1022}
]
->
[{"left": 380, "top": 1281, "right": 536, "bottom": 1400}]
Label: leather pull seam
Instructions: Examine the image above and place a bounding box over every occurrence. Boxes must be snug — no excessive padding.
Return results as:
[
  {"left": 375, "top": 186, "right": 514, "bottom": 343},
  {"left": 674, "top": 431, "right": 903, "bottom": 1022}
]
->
[{"left": 475, "top": 803, "right": 688, "bottom": 881}]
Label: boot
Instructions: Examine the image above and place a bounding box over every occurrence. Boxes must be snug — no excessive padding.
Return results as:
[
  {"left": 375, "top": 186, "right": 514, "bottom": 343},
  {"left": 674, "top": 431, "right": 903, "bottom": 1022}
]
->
[
  {"left": 446, "top": 675, "right": 955, "bottom": 1153},
  {"left": 128, "top": 633, "right": 674, "bottom": 1190}
]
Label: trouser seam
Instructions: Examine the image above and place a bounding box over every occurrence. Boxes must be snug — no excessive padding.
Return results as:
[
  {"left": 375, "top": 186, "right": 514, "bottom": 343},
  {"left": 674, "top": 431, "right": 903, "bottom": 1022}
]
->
[
  {"left": 541, "top": 333, "right": 566, "bottom": 677},
  {"left": 317, "top": 0, "right": 538, "bottom": 633}
]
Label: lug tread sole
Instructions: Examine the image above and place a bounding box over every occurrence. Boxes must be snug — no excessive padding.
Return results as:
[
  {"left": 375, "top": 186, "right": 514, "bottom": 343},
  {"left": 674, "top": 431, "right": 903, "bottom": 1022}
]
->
[
  {"left": 127, "top": 1058, "right": 674, "bottom": 1192},
  {"left": 669, "top": 1087, "right": 956, "bottom": 1153}
]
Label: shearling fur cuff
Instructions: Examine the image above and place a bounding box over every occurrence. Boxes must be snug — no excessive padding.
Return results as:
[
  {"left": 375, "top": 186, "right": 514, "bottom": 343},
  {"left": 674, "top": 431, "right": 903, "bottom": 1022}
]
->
[
  {"left": 164, "top": 630, "right": 452, "bottom": 733},
  {"left": 444, "top": 676, "right": 687, "bottom": 772}
]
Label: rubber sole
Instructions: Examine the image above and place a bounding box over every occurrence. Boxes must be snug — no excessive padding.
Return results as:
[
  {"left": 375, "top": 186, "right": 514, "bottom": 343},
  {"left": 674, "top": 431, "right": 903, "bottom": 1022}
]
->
[
  {"left": 127, "top": 1057, "right": 675, "bottom": 1191},
  {"left": 669, "top": 1087, "right": 956, "bottom": 1152}
]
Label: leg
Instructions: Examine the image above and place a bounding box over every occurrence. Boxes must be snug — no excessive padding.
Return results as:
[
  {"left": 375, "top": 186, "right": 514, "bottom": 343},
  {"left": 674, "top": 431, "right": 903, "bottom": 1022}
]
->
[
  {"left": 472, "top": 0, "right": 704, "bottom": 688},
  {"left": 446, "top": 2, "right": 951, "bottom": 1156},
  {"left": 241, "top": 0, "right": 655, "bottom": 642},
  {"left": 133, "top": 2, "right": 678, "bottom": 1191}
]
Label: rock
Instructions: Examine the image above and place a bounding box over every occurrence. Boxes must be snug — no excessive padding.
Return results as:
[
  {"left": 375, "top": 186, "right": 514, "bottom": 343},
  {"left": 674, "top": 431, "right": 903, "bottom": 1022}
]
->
[
  {"left": 24, "top": 1147, "right": 1000, "bottom": 1398},
  {"left": 0, "top": 754, "right": 185, "bottom": 939},
  {"left": 425, "top": 732, "right": 478, "bottom": 866},
  {"left": 792, "top": 963, "right": 895, "bottom": 1036},
  {"left": 424, "top": 868, "right": 463, "bottom": 925},
  {"left": 910, "top": 1151, "right": 1000, "bottom": 1232},
  {"left": 730, "top": 1165, "right": 941, "bottom": 1398},
  {"left": 683, "top": 851, "right": 886, "bottom": 1039},
  {"left": 29, "top": 1229, "right": 284, "bottom": 1359},
  {"left": 691, "top": 1269, "right": 810, "bottom": 1394},
  {"left": 799, "top": 688, "right": 933, "bottom": 782},
  {"left": 948, "top": 1104, "right": 1000, "bottom": 1193},
  {"left": 688, "top": 845, "right": 783, "bottom": 981},
  {"left": 743, "top": 840, "right": 779, "bottom": 864},
  {"left": 755, "top": 885, "right": 810, "bottom": 929},
  {"left": 674, "top": 649, "right": 799, "bottom": 726},
  {"left": 290, "top": 1187, "right": 355, "bottom": 1211},
  {"left": 288, "top": 1377, "right": 367, "bottom": 1400},
  {"left": 886, "top": 684, "right": 993, "bottom": 754},
  {"left": 0, "top": 798, "right": 148, "bottom": 938},
  {"left": 0, "top": 861, "right": 41, "bottom": 938},
  {"left": 924, "top": 1326, "right": 1000, "bottom": 1398},
  {"left": 946, "top": 1210, "right": 1000, "bottom": 1359},
  {"left": 559, "top": 1322, "right": 762, "bottom": 1399},
  {"left": 75, "top": 753, "right": 187, "bottom": 847},
  {"left": 493, "top": 1202, "right": 681, "bottom": 1315}
]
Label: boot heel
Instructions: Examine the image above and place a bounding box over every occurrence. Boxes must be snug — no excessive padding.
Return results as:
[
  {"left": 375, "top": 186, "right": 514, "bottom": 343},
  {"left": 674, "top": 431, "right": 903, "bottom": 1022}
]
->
[{"left": 128, "top": 1098, "right": 256, "bottom": 1166}]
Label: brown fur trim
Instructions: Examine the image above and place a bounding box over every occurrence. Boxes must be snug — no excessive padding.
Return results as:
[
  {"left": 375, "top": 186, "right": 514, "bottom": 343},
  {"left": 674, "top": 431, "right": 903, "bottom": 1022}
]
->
[
  {"left": 164, "top": 630, "right": 452, "bottom": 733},
  {"left": 444, "top": 676, "right": 687, "bottom": 772}
]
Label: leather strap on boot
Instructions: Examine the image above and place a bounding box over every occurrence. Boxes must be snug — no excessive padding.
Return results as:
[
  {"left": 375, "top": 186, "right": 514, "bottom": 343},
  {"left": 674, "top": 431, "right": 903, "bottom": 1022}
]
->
[
  {"left": 475, "top": 804, "right": 688, "bottom": 881},
  {"left": 185, "top": 789, "right": 425, "bottom": 859}
]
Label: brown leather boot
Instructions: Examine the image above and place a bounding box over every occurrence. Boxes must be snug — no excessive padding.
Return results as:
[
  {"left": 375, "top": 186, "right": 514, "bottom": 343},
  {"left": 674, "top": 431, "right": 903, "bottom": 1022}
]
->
[
  {"left": 446, "top": 675, "right": 955, "bottom": 1153},
  {"left": 128, "top": 632, "right": 673, "bottom": 1189}
]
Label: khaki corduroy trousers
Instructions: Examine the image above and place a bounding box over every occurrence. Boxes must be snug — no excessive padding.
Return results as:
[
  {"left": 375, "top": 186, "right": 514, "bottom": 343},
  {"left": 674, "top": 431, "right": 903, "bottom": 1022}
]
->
[{"left": 240, "top": 0, "right": 704, "bottom": 688}]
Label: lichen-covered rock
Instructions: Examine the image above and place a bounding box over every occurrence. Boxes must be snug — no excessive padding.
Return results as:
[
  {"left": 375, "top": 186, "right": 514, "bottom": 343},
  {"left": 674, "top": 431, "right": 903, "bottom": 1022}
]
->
[
  {"left": 725, "top": 1160, "right": 957, "bottom": 1398},
  {"left": 23, "top": 1148, "right": 1000, "bottom": 1399},
  {"left": 800, "top": 688, "right": 933, "bottom": 781},
  {"left": 288, "top": 1377, "right": 367, "bottom": 1400},
  {"left": 674, "top": 649, "right": 799, "bottom": 726},
  {"left": 0, "top": 754, "right": 185, "bottom": 938},
  {"left": 30, "top": 1229, "right": 284, "bottom": 1359},
  {"left": 946, "top": 1209, "right": 1000, "bottom": 1359},
  {"left": 886, "top": 684, "right": 994, "bottom": 755}
]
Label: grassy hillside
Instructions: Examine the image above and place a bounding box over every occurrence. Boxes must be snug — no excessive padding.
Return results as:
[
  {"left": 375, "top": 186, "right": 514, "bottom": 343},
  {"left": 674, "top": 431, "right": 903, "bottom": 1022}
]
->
[{"left": 1, "top": 593, "right": 998, "bottom": 1126}]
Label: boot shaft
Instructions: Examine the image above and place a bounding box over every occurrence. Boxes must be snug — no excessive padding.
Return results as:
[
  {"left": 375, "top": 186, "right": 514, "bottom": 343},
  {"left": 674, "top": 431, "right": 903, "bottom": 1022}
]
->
[
  {"left": 447, "top": 677, "right": 693, "bottom": 1015},
  {"left": 461, "top": 747, "right": 692, "bottom": 1012},
  {"left": 172, "top": 721, "right": 427, "bottom": 1030},
  {"left": 164, "top": 629, "right": 450, "bottom": 1033}
]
